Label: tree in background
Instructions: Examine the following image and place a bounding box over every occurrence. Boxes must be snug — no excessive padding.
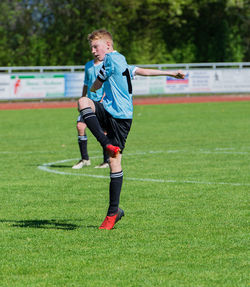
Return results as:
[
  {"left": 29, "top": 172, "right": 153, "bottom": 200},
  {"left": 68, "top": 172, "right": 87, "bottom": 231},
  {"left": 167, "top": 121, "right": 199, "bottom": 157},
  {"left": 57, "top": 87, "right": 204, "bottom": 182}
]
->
[
  {"left": 0, "top": 0, "right": 49, "bottom": 66},
  {"left": 0, "top": 0, "right": 249, "bottom": 66},
  {"left": 193, "top": 0, "right": 247, "bottom": 62}
]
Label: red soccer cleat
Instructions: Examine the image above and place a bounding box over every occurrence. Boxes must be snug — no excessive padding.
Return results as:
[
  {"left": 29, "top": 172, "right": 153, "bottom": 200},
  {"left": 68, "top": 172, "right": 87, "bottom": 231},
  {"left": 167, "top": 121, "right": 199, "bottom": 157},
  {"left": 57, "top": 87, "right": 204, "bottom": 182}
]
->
[
  {"left": 99, "top": 208, "right": 124, "bottom": 230},
  {"left": 106, "top": 144, "right": 121, "bottom": 158}
]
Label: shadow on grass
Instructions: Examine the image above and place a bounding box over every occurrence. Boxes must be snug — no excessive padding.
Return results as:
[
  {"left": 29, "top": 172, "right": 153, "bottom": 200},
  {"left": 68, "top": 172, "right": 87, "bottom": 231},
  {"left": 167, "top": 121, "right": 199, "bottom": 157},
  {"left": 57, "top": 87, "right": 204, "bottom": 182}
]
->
[
  {"left": 49, "top": 164, "right": 73, "bottom": 168},
  {"left": 0, "top": 219, "right": 81, "bottom": 230}
]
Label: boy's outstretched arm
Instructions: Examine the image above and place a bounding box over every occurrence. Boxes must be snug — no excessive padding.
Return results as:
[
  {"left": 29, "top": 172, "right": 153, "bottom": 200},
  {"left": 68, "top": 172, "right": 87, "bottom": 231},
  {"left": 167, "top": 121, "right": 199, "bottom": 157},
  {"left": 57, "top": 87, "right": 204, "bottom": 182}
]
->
[
  {"left": 90, "top": 78, "right": 103, "bottom": 92},
  {"left": 135, "top": 68, "right": 185, "bottom": 79},
  {"left": 82, "top": 85, "right": 88, "bottom": 97}
]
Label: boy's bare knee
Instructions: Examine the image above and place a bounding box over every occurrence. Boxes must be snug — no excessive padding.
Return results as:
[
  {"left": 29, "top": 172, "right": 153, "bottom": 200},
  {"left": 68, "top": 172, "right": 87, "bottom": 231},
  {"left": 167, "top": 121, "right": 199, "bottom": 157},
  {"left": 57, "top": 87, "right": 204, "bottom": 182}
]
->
[
  {"left": 78, "top": 97, "right": 95, "bottom": 112},
  {"left": 78, "top": 97, "right": 88, "bottom": 110}
]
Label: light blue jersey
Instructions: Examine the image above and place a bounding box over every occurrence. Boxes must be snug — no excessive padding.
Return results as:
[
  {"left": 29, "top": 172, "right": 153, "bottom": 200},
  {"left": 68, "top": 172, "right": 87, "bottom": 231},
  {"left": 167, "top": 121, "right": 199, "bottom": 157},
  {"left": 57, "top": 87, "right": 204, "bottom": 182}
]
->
[
  {"left": 84, "top": 60, "right": 104, "bottom": 102},
  {"left": 97, "top": 51, "right": 137, "bottom": 119}
]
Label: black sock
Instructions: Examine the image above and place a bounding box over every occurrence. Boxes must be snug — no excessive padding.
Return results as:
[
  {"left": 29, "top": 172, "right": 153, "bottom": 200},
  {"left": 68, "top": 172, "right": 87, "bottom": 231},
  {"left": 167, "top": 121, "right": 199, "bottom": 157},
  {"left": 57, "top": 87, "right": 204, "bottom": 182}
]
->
[
  {"left": 80, "top": 108, "right": 109, "bottom": 147},
  {"left": 78, "top": 135, "right": 89, "bottom": 160},
  {"left": 107, "top": 171, "right": 123, "bottom": 215},
  {"left": 103, "top": 146, "right": 109, "bottom": 163}
]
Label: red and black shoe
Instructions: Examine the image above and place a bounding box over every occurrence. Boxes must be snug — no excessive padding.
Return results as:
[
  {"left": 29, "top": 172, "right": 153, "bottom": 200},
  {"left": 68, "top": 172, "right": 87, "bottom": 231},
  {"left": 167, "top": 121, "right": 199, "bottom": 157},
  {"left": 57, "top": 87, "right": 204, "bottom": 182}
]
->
[
  {"left": 106, "top": 144, "right": 121, "bottom": 158},
  {"left": 99, "top": 208, "right": 124, "bottom": 230}
]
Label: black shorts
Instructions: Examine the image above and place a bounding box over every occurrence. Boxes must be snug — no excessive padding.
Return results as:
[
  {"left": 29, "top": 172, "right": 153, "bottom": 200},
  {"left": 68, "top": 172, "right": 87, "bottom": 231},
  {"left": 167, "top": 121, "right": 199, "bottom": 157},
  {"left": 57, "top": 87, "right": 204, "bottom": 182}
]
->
[
  {"left": 94, "top": 101, "right": 132, "bottom": 151},
  {"left": 77, "top": 114, "right": 84, "bottom": 123}
]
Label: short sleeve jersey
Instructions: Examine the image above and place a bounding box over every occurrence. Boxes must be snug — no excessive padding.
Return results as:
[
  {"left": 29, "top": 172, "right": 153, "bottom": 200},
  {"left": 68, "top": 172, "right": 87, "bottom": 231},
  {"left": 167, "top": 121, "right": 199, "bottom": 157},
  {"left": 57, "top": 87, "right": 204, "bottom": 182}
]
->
[
  {"left": 97, "top": 51, "right": 137, "bottom": 119},
  {"left": 84, "top": 60, "right": 104, "bottom": 102}
]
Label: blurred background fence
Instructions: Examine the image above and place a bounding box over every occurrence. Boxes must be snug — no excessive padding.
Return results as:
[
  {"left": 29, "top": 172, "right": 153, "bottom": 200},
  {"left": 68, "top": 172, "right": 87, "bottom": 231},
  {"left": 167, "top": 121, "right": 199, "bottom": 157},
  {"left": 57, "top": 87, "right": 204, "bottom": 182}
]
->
[{"left": 1, "top": 62, "right": 250, "bottom": 100}]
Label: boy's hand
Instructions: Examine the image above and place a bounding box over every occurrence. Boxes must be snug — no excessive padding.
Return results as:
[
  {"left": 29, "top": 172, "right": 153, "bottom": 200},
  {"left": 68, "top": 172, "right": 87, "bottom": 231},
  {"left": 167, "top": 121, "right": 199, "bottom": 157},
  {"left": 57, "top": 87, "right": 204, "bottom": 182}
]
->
[{"left": 173, "top": 70, "right": 185, "bottom": 79}]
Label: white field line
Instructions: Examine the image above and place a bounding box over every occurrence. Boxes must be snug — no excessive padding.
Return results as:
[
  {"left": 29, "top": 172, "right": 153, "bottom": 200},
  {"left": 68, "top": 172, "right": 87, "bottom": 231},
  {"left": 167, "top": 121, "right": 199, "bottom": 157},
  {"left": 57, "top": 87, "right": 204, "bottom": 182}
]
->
[
  {"left": 0, "top": 150, "right": 101, "bottom": 154},
  {"left": 1, "top": 148, "right": 250, "bottom": 155},
  {"left": 37, "top": 154, "right": 250, "bottom": 187}
]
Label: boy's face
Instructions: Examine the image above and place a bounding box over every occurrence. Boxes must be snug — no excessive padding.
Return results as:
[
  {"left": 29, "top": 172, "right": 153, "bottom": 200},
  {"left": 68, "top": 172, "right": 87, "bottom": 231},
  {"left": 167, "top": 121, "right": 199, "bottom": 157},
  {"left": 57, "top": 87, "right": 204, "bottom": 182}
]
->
[{"left": 90, "top": 38, "right": 111, "bottom": 61}]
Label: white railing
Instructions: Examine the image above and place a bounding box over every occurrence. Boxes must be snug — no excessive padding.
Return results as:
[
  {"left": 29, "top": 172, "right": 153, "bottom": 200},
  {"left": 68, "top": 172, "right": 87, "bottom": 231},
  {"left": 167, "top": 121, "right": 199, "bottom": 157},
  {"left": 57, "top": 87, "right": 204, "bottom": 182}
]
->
[
  {"left": 1, "top": 62, "right": 250, "bottom": 100},
  {"left": 0, "top": 62, "right": 250, "bottom": 73}
]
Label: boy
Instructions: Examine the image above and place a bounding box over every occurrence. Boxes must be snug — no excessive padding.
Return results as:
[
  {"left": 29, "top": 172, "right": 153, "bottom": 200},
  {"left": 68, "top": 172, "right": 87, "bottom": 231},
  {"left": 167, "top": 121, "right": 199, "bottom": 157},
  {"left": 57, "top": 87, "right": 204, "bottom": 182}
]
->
[
  {"left": 78, "top": 29, "right": 185, "bottom": 230},
  {"left": 72, "top": 56, "right": 109, "bottom": 169}
]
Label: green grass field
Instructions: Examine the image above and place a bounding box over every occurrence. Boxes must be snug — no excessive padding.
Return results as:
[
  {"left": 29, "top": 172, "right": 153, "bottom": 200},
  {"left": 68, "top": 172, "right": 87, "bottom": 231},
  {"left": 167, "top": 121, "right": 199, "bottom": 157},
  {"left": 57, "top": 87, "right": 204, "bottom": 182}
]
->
[{"left": 0, "top": 101, "right": 249, "bottom": 286}]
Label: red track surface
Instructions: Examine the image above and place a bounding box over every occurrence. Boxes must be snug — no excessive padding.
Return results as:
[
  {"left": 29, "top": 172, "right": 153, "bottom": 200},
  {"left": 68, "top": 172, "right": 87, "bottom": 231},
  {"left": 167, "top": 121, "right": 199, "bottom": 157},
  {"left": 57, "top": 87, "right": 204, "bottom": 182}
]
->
[{"left": 0, "top": 95, "right": 250, "bottom": 110}]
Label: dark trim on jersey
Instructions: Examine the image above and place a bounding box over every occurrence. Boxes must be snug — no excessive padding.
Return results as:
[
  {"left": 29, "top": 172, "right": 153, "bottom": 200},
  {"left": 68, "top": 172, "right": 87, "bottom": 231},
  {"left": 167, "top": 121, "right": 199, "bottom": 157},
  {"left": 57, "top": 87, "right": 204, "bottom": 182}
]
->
[
  {"left": 97, "top": 75, "right": 105, "bottom": 83},
  {"left": 99, "top": 66, "right": 105, "bottom": 76}
]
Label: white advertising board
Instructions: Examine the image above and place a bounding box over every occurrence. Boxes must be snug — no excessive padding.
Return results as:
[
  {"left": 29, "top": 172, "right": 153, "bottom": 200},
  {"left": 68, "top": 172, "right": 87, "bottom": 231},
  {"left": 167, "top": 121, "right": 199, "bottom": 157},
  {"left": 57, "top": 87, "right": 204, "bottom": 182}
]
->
[
  {"left": 0, "top": 75, "right": 11, "bottom": 99},
  {"left": 132, "top": 76, "right": 166, "bottom": 95},
  {"left": 132, "top": 68, "right": 250, "bottom": 95},
  {"left": 65, "top": 72, "right": 84, "bottom": 98},
  {"left": 0, "top": 68, "right": 249, "bottom": 100},
  {"left": 2, "top": 74, "right": 65, "bottom": 99}
]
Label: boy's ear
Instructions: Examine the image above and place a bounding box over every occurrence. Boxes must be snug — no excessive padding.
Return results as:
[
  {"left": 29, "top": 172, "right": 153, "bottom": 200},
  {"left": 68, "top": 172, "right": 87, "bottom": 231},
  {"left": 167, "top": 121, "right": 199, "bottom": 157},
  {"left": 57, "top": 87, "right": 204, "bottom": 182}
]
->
[{"left": 106, "top": 40, "right": 112, "bottom": 50}]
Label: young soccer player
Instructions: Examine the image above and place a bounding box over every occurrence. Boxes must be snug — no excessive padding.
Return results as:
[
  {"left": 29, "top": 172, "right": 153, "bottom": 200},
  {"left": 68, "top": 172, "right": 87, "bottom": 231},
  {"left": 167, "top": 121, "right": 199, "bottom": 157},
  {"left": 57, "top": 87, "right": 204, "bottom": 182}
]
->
[
  {"left": 78, "top": 29, "right": 185, "bottom": 230},
  {"left": 72, "top": 57, "right": 109, "bottom": 169}
]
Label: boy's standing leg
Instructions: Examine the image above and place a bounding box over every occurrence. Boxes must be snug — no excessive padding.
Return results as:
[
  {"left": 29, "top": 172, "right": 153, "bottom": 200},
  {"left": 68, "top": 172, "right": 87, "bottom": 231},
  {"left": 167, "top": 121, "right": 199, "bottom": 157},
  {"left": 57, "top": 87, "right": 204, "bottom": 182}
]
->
[
  {"left": 99, "top": 153, "right": 124, "bottom": 230},
  {"left": 72, "top": 120, "right": 91, "bottom": 169}
]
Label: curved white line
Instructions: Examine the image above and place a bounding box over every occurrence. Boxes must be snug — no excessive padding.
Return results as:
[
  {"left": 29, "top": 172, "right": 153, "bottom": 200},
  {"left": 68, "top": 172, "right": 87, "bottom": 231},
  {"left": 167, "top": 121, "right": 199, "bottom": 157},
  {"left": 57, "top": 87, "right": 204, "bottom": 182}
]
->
[{"left": 38, "top": 156, "right": 250, "bottom": 187}]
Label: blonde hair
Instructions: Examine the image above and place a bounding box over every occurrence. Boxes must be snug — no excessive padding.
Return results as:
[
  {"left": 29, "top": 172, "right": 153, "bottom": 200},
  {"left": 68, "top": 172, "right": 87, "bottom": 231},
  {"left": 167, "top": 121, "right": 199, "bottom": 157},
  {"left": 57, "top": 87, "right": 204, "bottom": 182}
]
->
[{"left": 87, "top": 29, "right": 113, "bottom": 46}]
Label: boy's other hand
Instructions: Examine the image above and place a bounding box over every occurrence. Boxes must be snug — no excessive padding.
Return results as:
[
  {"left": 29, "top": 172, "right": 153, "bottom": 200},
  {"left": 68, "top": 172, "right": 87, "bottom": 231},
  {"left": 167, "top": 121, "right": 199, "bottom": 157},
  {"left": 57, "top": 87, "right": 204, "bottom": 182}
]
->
[{"left": 174, "top": 70, "right": 185, "bottom": 79}]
